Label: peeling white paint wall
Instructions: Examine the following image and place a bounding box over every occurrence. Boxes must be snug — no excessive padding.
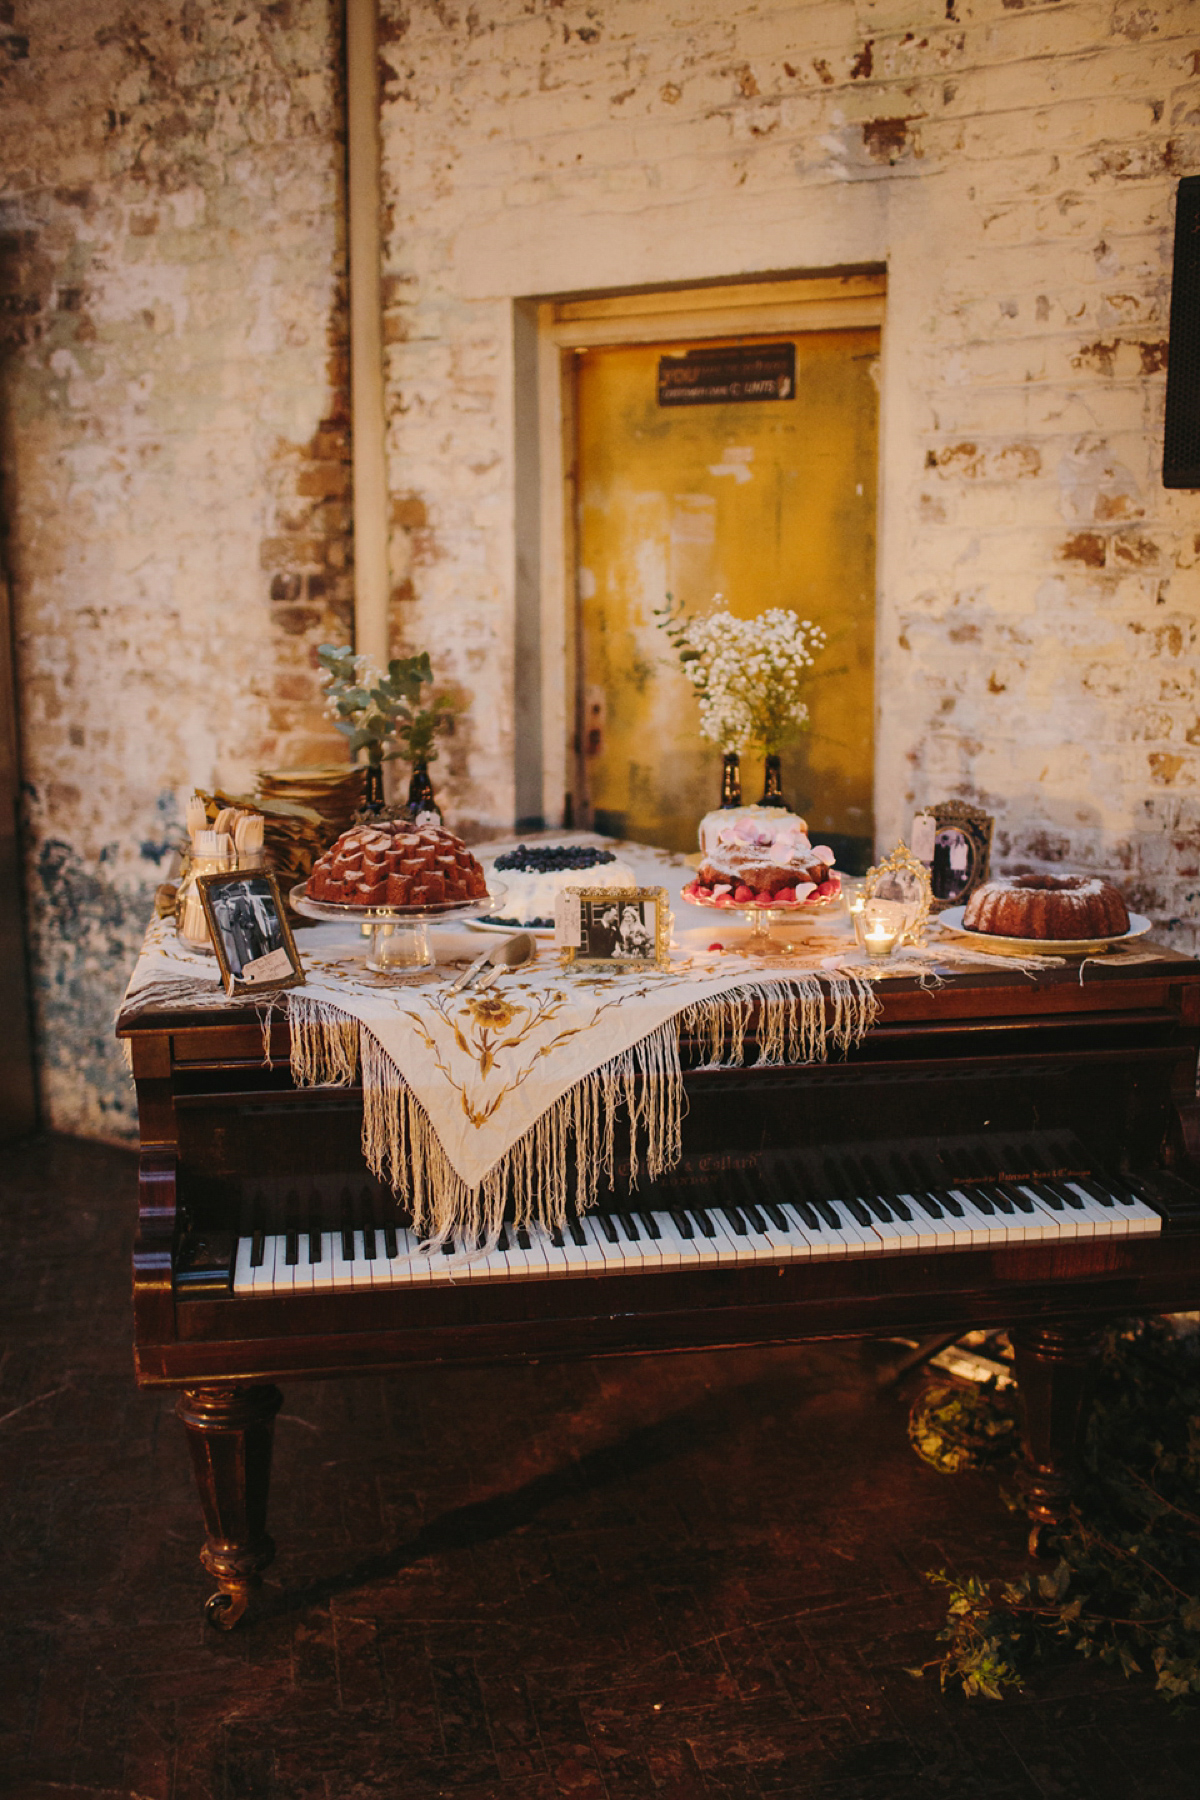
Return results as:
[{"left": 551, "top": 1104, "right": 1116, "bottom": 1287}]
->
[{"left": 0, "top": 0, "right": 350, "bottom": 1137}]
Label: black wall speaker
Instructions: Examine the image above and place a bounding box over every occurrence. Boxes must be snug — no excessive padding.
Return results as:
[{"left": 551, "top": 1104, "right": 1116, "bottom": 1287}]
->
[{"left": 1164, "top": 174, "right": 1200, "bottom": 489}]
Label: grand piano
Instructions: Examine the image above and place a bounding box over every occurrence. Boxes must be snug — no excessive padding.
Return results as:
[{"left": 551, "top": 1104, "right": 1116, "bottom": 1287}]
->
[{"left": 118, "top": 945, "right": 1200, "bottom": 1626}]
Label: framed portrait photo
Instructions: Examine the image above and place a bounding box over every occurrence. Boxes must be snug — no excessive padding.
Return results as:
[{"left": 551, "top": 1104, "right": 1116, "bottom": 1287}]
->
[
  {"left": 197, "top": 869, "right": 305, "bottom": 997},
  {"left": 556, "top": 886, "right": 671, "bottom": 970}
]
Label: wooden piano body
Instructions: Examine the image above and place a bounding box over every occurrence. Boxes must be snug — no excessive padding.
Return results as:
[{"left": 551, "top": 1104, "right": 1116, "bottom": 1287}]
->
[{"left": 119, "top": 948, "right": 1200, "bottom": 1626}]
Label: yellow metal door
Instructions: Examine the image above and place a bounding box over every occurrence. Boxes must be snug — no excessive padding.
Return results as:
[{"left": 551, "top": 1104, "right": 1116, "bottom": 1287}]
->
[{"left": 574, "top": 328, "right": 879, "bottom": 864}]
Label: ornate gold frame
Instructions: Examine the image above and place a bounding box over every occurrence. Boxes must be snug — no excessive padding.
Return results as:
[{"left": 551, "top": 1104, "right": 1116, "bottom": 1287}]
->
[
  {"left": 559, "top": 885, "right": 672, "bottom": 970},
  {"left": 861, "top": 844, "right": 933, "bottom": 945}
]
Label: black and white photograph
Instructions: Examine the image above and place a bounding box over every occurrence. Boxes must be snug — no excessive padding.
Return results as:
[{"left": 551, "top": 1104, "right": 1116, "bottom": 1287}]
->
[
  {"left": 566, "top": 887, "right": 669, "bottom": 969},
  {"left": 198, "top": 870, "right": 304, "bottom": 995}
]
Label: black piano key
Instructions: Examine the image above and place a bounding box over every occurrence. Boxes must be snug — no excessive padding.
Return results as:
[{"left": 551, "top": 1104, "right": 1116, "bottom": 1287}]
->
[
  {"left": 616, "top": 1211, "right": 640, "bottom": 1242},
  {"left": 249, "top": 1229, "right": 265, "bottom": 1268},
  {"left": 741, "top": 1202, "right": 767, "bottom": 1234},
  {"left": 670, "top": 1208, "right": 695, "bottom": 1239},
  {"left": 1074, "top": 1175, "right": 1115, "bottom": 1209},
  {"left": 1101, "top": 1173, "right": 1138, "bottom": 1206},
  {"left": 812, "top": 1198, "right": 844, "bottom": 1231},
  {"left": 763, "top": 1201, "right": 790, "bottom": 1233},
  {"left": 721, "top": 1205, "right": 748, "bottom": 1236},
  {"left": 906, "top": 1191, "right": 943, "bottom": 1221},
  {"left": 497, "top": 1225, "right": 511, "bottom": 1252},
  {"left": 383, "top": 1222, "right": 398, "bottom": 1258},
  {"left": 1039, "top": 1177, "right": 1084, "bottom": 1210},
  {"left": 784, "top": 1189, "right": 822, "bottom": 1231},
  {"left": 888, "top": 1194, "right": 913, "bottom": 1222},
  {"left": 690, "top": 1206, "right": 717, "bottom": 1238},
  {"left": 516, "top": 1226, "right": 532, "bottom": 1250},
  {"left": 930, "top": 1188, "right": 967, "bottom": 1217},
  {"left": 637, "top": 1211, "right": 661, "bottom": 1240},
  {"left": 285, "top": 1230, "right": 299, "bottom": 1266},
  {"left": 307, "top": 1194, "right": 324, "bottom": 1261},
  {"left": 958, "top": 1187, "right": 996, "bottom": 1217},
  {"left": 596, "top": 1213, "right": 619, "bottom": 1245},
  {"left": 441, "top": 1239, "right": 456, "bottom": 1256},
  {"left": 991, "top": 1182, "right": 1034, "bottom": 1214},
  {"left": 842, "top": 1193, "right": 873, "bottom": 1228},
  {"left": 568, "top": 1217, "right": 588, "bottom": 1246},
  {"left": 340, "top": 1190, "right": 356, "bottom": 1260},
  {"left": 1027, "top": 1182, "right": 1064, "bottom": 1212},
  {"left": 550, "top": 1226, "right": 565, "bottom": 1248}
]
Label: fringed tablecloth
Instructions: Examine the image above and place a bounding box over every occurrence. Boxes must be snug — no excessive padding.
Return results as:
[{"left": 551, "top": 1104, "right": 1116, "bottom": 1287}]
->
[{"left": 120, "top": 913, "right": 883, "bottom": 1242}]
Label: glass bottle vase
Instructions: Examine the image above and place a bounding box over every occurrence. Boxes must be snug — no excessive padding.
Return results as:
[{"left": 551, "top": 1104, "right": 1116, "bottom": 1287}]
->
[
  {"left": 720, "top": 751, "right": 742, "bottom": 808},
  {"left": 759, "top": 754, "right": 786, "bottom": 808},
  {"left": 406, "top": 759, "right": 442, "bottom": 824}
]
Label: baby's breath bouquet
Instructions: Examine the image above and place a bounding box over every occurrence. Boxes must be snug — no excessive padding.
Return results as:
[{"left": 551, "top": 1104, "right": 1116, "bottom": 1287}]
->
[{"left": 654, "top": 597, "right": 826, "bottom": 755}]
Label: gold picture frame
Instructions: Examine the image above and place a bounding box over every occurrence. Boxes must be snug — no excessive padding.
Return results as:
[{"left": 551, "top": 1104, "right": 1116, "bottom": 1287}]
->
[
  {"left": 557, "top": 885, "right": 672, "bottom": 970},
  {"left": 198, "top": 868, "right": 306, "bottom": 997},
  {"left": 861, "top": 844, "right": 933, "bottom": 945}
]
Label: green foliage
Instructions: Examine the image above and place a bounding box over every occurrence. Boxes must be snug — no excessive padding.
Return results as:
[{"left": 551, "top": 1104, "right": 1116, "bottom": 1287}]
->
[
  {"left": 316, "top": 644, "right": 458, "bottom": 767},
  {"left": 913, "top": 1320, "right": 1200, "bottom": 1704},
  {"left": 909, "top": 1378, "right": 1020, "bottom": 1475}
]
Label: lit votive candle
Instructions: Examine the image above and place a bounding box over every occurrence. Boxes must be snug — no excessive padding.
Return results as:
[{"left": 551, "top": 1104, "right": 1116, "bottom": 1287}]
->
[{"left": 864, "top": 922, "right": 898, "bottom": 961}]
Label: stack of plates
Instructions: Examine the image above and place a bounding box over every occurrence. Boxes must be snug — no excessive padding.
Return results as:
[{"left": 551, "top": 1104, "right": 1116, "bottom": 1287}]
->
[
  {"left": 257, "top": 766, "right": 364, "bottom": 838},
  {"left": 249, "top": 767, "right": 365, "bottom": 897}
]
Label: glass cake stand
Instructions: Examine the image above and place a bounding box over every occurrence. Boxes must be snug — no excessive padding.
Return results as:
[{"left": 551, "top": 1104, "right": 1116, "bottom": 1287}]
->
[
  {"left": 681, "top": 878, "right": 844, "bottom": 955},
  {"left": 290, "top": 880, "right": 507, "bottom": 974}
]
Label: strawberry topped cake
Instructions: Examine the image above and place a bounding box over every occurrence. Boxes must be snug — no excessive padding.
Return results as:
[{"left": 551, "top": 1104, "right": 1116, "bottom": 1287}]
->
[
  {"left": 686, "top": 806, "right": 839, "bottom": 908},
  {"left": 306, "top": 821, "right": 490, "bottom": 909}
]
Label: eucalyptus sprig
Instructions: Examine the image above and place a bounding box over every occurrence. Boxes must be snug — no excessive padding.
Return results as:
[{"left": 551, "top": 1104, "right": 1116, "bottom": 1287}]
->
[{"left": 317, "top": 644, "right": 459, "bottom": 769}]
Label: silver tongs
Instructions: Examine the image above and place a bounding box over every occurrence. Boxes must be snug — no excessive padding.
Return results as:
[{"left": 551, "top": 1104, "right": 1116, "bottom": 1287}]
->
[{"left": 449, "top": 931, "right": 537, "bottom": 993}]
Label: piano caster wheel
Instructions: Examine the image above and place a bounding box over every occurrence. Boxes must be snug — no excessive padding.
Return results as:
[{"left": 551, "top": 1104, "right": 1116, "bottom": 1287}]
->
[{"left": 205, "top": 1586, "right": 251, "bottom": 1630}]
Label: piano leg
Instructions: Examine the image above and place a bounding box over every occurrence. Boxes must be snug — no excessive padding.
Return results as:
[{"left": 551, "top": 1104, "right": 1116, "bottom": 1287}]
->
[
  {"left": 176, "top": 1384, "right": 284, "bottom": 1629},
  {"left": 1009, "top": 1320, "right": 1101, "bottom": 1551}
]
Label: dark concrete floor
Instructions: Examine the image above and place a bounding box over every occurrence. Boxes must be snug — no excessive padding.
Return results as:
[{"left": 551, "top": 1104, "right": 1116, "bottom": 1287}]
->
[{"left": 2, "top": 1135, "right": 1199, "bottom": 1800}]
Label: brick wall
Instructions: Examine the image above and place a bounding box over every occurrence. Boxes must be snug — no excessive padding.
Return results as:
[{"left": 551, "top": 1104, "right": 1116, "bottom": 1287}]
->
[
  {"left": 1, "top": 0, "right": 1198, "bottom": 1139},
  {"left": 0, "top": 0, "right": 348, "bottom": 1136},
  {"left": 377, "top": 0, "right": 1200, "bottom": 939}
]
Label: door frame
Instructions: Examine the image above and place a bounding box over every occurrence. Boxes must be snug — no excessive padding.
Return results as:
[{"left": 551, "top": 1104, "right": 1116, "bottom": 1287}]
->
[{"left": 515, "top": 270, "right": 887, "bottom": 833}]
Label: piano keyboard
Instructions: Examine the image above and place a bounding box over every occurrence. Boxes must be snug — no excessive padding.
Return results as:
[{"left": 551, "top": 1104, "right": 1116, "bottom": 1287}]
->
[{"left": 231, "top": 1172, "right": 1161, "bottom": 1296}]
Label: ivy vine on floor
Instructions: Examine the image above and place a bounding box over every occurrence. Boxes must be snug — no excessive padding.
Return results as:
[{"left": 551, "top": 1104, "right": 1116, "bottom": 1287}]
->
[{"left": 908, "top": 1319, "right": 1200, "bottom": 1703}]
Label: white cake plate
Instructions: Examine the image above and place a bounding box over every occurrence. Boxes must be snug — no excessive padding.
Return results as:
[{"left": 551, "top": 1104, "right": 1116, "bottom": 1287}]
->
[
  {"left": 290, "top": 880, "right": 507, "bottom": 973},
  {"left": 937, "top": 906, "right": 1152, "bottom": 958}
]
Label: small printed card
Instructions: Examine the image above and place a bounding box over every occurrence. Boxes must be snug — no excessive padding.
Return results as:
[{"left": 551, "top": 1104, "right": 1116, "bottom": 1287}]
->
[
  {"left": 911, "top": 811, "right": 936, "bottom": 864},
  {"left": 554, "top": 891, "right": 582, "bottom": 949}
]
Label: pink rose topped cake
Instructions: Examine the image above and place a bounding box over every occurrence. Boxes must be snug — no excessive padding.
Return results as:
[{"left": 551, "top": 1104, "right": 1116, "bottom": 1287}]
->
[{"left": 690, "top": 806, "right": 840, "bottom": 907}]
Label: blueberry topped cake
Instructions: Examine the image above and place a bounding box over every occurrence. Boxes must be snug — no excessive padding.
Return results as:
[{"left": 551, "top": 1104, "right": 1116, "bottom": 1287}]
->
[{"left": 485, "top": 843, "right": 636, "bottom": 928}]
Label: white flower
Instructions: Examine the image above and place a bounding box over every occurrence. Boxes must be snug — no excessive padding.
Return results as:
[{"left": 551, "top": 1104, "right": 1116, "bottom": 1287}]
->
[{"left": 658, "top": 601, "right": 825, "bottom": 753}]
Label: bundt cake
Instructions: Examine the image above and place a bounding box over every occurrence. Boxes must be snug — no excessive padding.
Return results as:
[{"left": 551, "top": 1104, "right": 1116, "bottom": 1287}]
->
[
  {"left": 963, "top": 874, "right": 1129, "bottom": 941},
  {"left": 306, "top": 821, "right": 489, "bottom": 908}
]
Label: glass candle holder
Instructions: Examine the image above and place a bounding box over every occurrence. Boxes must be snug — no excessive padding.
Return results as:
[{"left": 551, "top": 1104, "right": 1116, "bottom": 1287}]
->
[{"left": 863, "top": 922, "right": 899, "bottom": 960}]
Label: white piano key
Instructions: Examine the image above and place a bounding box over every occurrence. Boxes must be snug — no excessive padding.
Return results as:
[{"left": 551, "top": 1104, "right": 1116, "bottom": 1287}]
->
[
  {"left": 644, "top": 1211, "right": 687, "bottom": 1270},
  {"left": 233, "top": 1236, "right": 256, "bottom": 1295},
  {"left": 290, "top": 1234, "right": 316, "bottom": 1293},
  {"left": 271, "top": 1234, "right": 296, "bottom": 1296}
]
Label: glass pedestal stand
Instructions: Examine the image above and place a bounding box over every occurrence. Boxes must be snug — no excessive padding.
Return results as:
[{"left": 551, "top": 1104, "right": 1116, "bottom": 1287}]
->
[
  {"left": 682, "top": 882, "right": 844, "bottom": 956},
  {"left": 364, "top": 916, "right": 433, "bottom": 972},
  {"left": 290, "top": 881, "right": 507, "bottom": 980}
]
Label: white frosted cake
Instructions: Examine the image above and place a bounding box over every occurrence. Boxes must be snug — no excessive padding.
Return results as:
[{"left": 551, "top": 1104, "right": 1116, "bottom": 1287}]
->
[{"left": 486, "top": 844, "right": 636, "bottom": 927}]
